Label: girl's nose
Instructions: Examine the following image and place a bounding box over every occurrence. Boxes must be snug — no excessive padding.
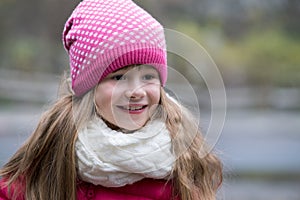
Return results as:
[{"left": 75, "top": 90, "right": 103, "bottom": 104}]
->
[{"left": 125, "top": 83, "right": 146, "bottom": 100}]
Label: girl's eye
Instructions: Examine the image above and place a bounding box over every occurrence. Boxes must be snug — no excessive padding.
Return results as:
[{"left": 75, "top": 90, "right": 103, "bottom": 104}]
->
[
  {"left": 143, "top": 74, "right": 156, "bottom": 80},
  {"left": 111, "top": 74, "right": 126, "bottom": 80}
]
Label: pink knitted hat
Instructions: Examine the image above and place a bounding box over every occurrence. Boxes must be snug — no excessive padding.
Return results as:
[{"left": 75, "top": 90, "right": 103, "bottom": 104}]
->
[{"left": 63, "top": 0, "right": 167, "bottom": 96}]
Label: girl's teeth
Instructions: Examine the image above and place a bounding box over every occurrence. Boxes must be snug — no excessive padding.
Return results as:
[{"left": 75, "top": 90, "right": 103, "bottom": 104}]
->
[
  {"left": 123, "top": 106, "right": 143, "bottom": 110},
  {"left": 128, "top": 106, "right": 143, "bottom": 111}
]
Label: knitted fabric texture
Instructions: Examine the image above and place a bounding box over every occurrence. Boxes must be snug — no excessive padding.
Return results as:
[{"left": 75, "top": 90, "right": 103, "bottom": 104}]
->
[
  {"left": 76, "top": 117, "right": 175, "bottom": 187},
  {"left": 63, "top": 0, "right": 167, "bottom": 96}
]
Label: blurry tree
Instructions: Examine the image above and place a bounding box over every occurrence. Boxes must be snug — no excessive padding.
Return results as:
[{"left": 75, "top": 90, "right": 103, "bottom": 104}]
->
[
  {"left": 280, "top": 0, "right": 300, "bottom": 38},
  {"left": 0, "top": 0, "right": 79, "bottom": 73}
]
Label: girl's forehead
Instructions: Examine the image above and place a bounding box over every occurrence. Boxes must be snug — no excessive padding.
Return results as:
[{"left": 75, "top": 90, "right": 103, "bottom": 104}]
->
[{"left": 112, "top": 65, "right": 156, "bottom": 73}]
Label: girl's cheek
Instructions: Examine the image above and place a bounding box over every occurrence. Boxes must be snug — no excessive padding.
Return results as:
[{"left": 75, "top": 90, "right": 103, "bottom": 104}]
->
[{"left": 148, "top": 84, "right": 161, "bottom": 95}]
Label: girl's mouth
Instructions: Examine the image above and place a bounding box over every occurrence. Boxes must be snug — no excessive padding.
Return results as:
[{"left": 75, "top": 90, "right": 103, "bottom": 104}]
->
[{"left": 117, "top": 105, "right": 147, "bottom": 113}]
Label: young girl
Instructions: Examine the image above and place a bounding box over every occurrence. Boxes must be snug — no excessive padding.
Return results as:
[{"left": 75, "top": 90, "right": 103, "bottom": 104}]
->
[{"left": 0, "top": 0, "right": 222, "bottom": 199}]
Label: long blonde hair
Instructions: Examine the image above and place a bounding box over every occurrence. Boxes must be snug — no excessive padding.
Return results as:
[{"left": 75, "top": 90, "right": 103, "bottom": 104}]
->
[
  {"left": 160, "top": 90, "right": 222, "bottom": 200},
  {"left": 0, "top": 77, "right": 222, "bottom": 200}
]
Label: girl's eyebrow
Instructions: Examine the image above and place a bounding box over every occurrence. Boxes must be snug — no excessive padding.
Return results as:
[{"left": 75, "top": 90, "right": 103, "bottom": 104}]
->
[
  {"left": 111, "top": 66, "right": 133, "bottom": 73},
  {"left": 110, "top": 70, "right": 128, "bottom": 76}
]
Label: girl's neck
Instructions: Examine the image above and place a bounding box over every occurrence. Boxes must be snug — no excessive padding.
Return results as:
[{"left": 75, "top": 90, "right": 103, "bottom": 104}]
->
[{"left": 100, "top": 117, "right": 135, "bottom": 134}]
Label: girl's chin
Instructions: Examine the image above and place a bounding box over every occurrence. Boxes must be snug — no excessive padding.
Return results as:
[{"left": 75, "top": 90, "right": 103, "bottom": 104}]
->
[
  {"left": 103, "top": 118, "right": 146, "bottom": 133},
  {"left": 112, "top": 114, "right": 150, "bottom": 131},
  {"left": 118, "top": 122, "right": 145, "bottom": 133}
]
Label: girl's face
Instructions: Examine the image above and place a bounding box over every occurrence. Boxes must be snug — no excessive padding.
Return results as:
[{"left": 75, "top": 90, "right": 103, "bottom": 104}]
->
[{"left": 94, "top": 65, "right": 161, "bottom": 131}]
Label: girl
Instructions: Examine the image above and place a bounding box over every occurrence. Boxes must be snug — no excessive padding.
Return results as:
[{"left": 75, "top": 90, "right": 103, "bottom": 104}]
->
[{"left": 0, "top": 0, "right": 222, "bottom": 199}]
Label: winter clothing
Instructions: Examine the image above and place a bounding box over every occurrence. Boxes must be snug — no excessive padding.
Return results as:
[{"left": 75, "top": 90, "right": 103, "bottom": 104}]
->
[
  {"left": 77, "top": 178, "right": 178, "bottom": 200},
  {"left": 76, "top": 117, "right": 175, "bottom": 187},
  {"left": 0, "top": 178, "right": 179, "bottom": 200},
  {"left": 63, "top": 0, "right": 167, "bottom": 96},
  {"left": 0, "top": 179, "right": 23, "bottom": 200}
]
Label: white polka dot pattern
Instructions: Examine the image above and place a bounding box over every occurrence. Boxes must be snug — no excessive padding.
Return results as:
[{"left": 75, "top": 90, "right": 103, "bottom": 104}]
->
[{"left": 63, "top": 0, "right": 167, "bottom": 96}]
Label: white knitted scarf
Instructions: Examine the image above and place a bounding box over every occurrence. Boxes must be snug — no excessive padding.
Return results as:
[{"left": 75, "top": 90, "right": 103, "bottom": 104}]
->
[{"left": 75, "top": 117, "right": 175, "bottom": 187}]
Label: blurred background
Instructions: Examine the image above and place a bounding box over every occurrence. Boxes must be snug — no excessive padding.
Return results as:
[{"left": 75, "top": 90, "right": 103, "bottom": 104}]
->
[{"left": 0, "top": 0, "right": 299, "bottom": 199}]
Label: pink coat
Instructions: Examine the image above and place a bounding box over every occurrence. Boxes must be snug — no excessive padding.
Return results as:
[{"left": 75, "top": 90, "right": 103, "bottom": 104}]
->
[{"left": 0, "top": 178, "right": 179, "bottom": 200}]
